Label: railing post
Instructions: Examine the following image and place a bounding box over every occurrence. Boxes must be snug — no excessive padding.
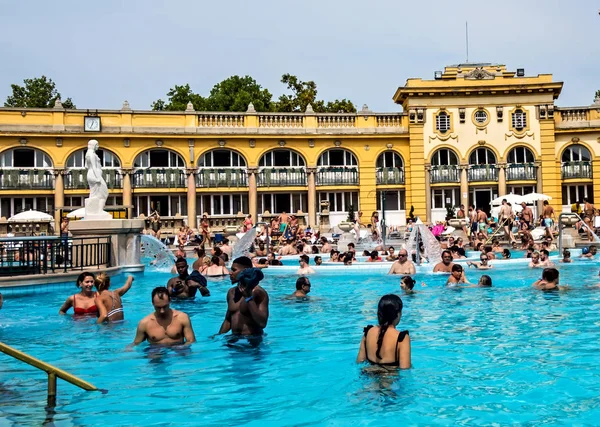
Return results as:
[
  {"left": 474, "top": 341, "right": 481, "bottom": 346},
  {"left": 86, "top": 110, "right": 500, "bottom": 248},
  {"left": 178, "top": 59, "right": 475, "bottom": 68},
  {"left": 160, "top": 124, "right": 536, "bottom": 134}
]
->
[{"left": 47, "top": 372, "right": 57, "bottom": 407}]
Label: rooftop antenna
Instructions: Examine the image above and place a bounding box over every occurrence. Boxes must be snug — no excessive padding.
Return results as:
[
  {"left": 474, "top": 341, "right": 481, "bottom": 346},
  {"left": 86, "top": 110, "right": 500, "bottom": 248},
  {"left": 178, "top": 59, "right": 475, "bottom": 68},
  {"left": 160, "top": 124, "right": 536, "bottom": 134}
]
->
[{"left": 465, "top": 21, "right": 469, "bottom": 63}]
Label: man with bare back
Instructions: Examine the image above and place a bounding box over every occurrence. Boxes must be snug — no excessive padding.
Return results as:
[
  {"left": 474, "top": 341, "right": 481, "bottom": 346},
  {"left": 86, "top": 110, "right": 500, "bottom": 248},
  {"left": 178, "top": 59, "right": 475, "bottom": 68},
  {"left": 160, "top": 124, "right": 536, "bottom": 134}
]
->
[
  {"left": 132, "top": 287, "right": 196, "bottom": 346},
  {"left": 542, "top": 200, "right": 556, "bottom": 239}
]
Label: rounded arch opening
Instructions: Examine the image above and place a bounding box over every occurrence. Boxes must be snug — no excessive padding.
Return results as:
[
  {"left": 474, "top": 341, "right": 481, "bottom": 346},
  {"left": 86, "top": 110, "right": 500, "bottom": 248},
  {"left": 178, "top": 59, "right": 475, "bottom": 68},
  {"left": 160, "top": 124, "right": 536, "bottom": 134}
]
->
[
  {"left": 431, "top": 148, "right": 459, "bottom": 166},
  {"left": 468, "top": 147, "right": 496, "bottom": 165},
  {"left": 317, "top": 148, "right": 358, "bottom": 167},
  {"left": 0, "top": 147, "right": 53, "bottom": 168},
  {"left": 134, "top": 149, "right": 185, "bottom": 168},
  {"left": 66, "top": 148, "right": 121, "bottom": 169},
  {"left": 197, "top": 149, "right": 246, "bottom": 168},
  {"left": 259, "top": 149, "right": 306, "bottom": 167},
  {"left": 561, "top": 144, "right": 591, "bottom": 163},
  {"left": 376, "top": 151, "right": 404, "bottom": 169},
  {"left": 507, "top": 146, "right": 535, "bottom": 164}
]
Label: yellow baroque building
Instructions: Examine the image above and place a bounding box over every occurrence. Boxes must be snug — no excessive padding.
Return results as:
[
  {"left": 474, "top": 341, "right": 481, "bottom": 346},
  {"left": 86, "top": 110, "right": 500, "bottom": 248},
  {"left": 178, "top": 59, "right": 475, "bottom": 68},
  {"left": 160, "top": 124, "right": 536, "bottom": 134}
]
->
[{"left": 0, "top": 63, "right": 599, "bottom": 232}]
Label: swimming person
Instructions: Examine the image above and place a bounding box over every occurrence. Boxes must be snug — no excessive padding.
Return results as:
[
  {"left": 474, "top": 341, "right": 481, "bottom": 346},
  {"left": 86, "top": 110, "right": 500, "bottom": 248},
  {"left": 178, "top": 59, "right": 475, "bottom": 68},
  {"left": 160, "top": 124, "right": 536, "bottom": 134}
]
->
[
  {"left": 132, "top": 287, "right": 196, "bottom": 346},
  {"left": 532, "top": 268, "right": 560, "bottom": 291},
  {"left": 292, "top": 277, "right": 311, "bottom": 298},
  {"left": 433, "top": 250, "right": 454, "bottom": 273},
  {"left": 466, "top": 254, "right": 493, "bottom": 270},
  {"left": 478, "top": 275, "right": 492, "bottom": 287},
  {"left": 400, "top": 276, "right": 416, "bottom": 294},
  {"left": 388, "top": 249, "right": 416, "bottom": 275},
  {"left": 297, "top": 254, "right": 315, "bottom": 275},
  {"left": 560, "top": 250, "right": 572, "bottom": 263},
  {"left": 218, "top": 256, "right": 269, "bottom": 336},
  {"left": 446, "top": 264, "right": 468, "bottom": 286},
  {"left": 59, "top": 272, "right": 98, "bottom": 316},
  {"left": 95, "top": 274, "right": 134, "bottom": 323},
  {"left": 356, "top": 294, "right": 411, "bottom": 369},
  {"left": 203, "top": 256, "right": 230, "bottom": 278}
]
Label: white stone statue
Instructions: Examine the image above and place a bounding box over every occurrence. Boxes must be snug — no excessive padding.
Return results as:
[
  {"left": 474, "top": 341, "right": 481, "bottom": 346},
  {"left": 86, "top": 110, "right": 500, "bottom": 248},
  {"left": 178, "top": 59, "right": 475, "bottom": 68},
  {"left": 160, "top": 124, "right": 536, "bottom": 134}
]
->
[{"left": 84, "top": 139, "right": 112, "bottom": 220}]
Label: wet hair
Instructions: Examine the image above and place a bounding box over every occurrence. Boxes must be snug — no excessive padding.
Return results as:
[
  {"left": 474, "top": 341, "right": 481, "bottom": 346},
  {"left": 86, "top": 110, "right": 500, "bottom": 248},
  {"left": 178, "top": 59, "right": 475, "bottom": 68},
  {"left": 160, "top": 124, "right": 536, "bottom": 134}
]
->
[
  {"left": 363, "top": 250, "right": 371, "bottom": 257},
  {"left": 449, "top": 245, "right": 460, "bottom": 253},
  {"left": 296, "top": 277, "right": 310, "bottom": 290},
  {"left": 300, "top": 255, "right": 309, "bottom": 264},
  {"left": 312, "top": 245, "right": 319, "bottom": 254},
  {"left": 348, "top": 243, "right": 355, "bottom": 249},
  {"left": 484, "top": 246, "right": 493, "bottom": 254},
  {"left": 211, "top": 256, "right": 220, "bottom": 266},
  {"left": 376, "top": 294, "right": 403, "bottom": 359},
  {"left": 370, "top": 250, "right": 378, "bottom": 259},
  {"left": 175, "top": 257, "right": 187, "bottom": 265},
  {"left": 540, "top": 249, "right": 550, "bottom": 257},
  {"left": 451, "top": 264, "right": 463, "bottom": 273},
  {"left": 232, "top": 256, "right": 253, "bottom": 268},
  {"left": 213, "top": 247, "right": 223, "bottom": 257},
  {"left": 478, "top": 275, "right": 492, "bottom": 287},
  {"left": 258, "top": 258, "right": 267, "bottom": 265},
  {"left": 194, "top": 248, "right": 206, "bottom": 258},
  {"left": 95, "top": 273, "right": 110, "bottom": 292},
  {"left": 502, "top": 249, "right": 511, "bottom": 259},
  {"left": 314, "top": 256, "right": 322, "bottom": 264},
  {"left": 401, "top": 275, "right": 415, "bottom": 290},
  {"left": 152, "top": 286, "right": 171, "bottom": 301},
  {"left": 562, "top": 250, "right": 571, "bottom": 258},
  {"left": 441, "top": 250, "right": 452, "bottom": 259},
  {"left": 76, "top": 272, "right": 95, "bottom": 288},
  {"left": 542, "top": 268, "right": 559, "bottom": 283}
]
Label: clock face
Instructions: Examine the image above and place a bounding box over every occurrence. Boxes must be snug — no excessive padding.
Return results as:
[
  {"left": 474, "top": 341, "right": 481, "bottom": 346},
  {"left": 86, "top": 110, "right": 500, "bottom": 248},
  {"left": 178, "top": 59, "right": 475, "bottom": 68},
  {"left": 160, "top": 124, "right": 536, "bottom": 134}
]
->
[{"left": 84, "top": 116, "right": 101, "bottom": 132}]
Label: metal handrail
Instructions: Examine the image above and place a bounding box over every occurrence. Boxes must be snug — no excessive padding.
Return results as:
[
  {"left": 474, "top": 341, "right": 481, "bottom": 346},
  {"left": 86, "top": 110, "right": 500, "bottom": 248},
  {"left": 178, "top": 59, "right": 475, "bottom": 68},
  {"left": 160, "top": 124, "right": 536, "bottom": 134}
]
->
[
  {"left": 557, "top": 212, "right": 600, "bottom": 254},
  {"left": 0, "top": 341, "right": 99, "bottom": 407}
]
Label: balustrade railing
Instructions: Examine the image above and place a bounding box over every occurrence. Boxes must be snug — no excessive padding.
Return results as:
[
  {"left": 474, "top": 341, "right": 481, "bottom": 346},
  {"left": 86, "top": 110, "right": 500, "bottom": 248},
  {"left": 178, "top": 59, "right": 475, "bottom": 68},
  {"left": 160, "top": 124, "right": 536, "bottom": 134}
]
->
[
  {"left": 132, "top": 168, "right": 186, "bottom": 188},
  {"left": 376, "top": 114, "right": 404, "bottom": 127},
  {"left": 467, "top": 164, "right": 499, "bottom": 182},
  {"left": 558, "top": 109, "right": 590, "bottom": 122},
  {"left": 376, "top": 167, "right": 405, "bottom": 184},
  {"left": 257, "top": 168, "right": 306, "bottom": 186},
  {"left": 429, "top": 165, "right": 460, "bottom": 184},
  {"left": 258, "top": 114, "right": 304, "bottom": 128},
  {"left": 506, "top": 163, "right": 537, "bottom": 181},
  {"left": 196, "top": 168, "right": 248, "bottom": 187},
  {"left": 316, "top": 167, "right": 359, "bottom": 185},
  {"left": 65, "top": 168, "right": 123, "bottom": 189},
  {"left": 0, "top": 235, "right": 111, "bottom": 276},
  {"left": 561, "top": 161, "right": 592, "bottom": 179},
  {"left": 0, "top": 168, "right": 54, "bottom": 190},
  {"left": 198, "top": 113, "right": 245, "bottom": 127},
  {"left": 317, "top": 115, "right": 356, "bottom": 128}
]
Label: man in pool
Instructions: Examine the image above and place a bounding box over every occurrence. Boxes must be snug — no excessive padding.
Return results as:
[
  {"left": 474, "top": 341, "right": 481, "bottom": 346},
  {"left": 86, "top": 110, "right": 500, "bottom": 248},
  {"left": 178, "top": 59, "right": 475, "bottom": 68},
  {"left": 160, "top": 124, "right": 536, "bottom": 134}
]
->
[
  {"left": 388, "top": 249, "right": 416, "bottom": 275},
  {"left": 292, "top": 277, "right": 311, "bottom": 297},
  {"left": 132, "top": 287, "right": 196, "bottom": 346},
  {"left": 167, "top": 258, "right": 210, "bottom": 298},
  {"left": 466, "top": 254, "right": 493, "bottom": 269},
  {"left": 433, "top": 250, "right": 455, "bottom": 273},
  {"left": 297, "top": 254, "right": 315, "bottom": 275},
  {"left": 218, "top": 256, "right": 269, "bottom": 336}
]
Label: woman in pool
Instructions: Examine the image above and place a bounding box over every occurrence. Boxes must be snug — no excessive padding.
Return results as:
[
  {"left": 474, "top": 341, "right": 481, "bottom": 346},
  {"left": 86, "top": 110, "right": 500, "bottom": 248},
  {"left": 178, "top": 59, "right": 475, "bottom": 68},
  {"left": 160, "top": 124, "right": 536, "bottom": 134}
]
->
[
  {"left": 95, "top": 274, "right": 134, "bottom": 323},
  {"left": 502, "top": 249, "right": 512, "bottom": 259},
  {"left": 59, "top": 272, "right": 98, "bottom": 316},
  {"left": 400, "top": 276, "right": 416, "bottom": 294},
  {"left": 356, "top": 294, "right": 411, "bottom": 369},
  {"left": 203, "top": 256, "right": 230, "bottom": 278},
  {"left": 478, "top": 275, "right": 492, "bottom": 287}
]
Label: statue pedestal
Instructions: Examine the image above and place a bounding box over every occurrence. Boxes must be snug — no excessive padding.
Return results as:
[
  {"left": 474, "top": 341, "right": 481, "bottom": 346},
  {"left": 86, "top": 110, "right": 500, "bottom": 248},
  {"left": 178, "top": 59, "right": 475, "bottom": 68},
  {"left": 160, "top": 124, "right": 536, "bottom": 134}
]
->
[
  {"left": 448, "top": 219, "right": 468, "bottom": 241},
  {"left": 69, "top": 219, "right": 145, "bottom": 272},
  {"left": 84, "top": 198, "right": 112, "bottom": 220}
]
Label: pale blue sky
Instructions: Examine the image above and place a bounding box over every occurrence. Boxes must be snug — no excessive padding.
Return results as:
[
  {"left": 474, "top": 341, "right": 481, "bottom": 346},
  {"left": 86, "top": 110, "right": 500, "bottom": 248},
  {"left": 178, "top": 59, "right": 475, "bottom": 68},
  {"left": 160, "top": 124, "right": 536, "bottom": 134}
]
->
[{"left": 0, "top": 0, "right": 598, "bottom": 111}]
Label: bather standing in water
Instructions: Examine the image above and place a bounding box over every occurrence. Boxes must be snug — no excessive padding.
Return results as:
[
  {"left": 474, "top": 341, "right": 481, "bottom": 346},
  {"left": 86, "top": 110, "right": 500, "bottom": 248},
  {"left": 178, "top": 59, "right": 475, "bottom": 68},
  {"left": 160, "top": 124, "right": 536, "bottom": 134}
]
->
[
  {"left": 132, "top": 287, "right": 196, "bottom": 346},
  {"left": 292, "top": 277, "right": 312, "bottom": 298},
  {"left": 218, "top": 256, "right": 269, "bottom": 336},
  {"left": 95, "top": 274, "right": 133, "bottom": 323}
]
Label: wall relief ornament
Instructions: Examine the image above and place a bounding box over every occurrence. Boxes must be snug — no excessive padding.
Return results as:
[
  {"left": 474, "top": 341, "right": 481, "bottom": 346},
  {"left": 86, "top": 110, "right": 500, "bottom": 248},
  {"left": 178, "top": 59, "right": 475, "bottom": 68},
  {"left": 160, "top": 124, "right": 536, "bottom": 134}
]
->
[{"left": 464, "top": 67, "right": 495, "bottom": 80}]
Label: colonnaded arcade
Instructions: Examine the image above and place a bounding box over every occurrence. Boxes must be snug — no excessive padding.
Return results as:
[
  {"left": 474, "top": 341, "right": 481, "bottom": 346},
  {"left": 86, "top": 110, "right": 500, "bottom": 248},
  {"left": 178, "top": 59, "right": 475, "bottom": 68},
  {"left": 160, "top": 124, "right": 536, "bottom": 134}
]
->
[{"left": 0, "top": 63, "right": 599, "bottom": 232}]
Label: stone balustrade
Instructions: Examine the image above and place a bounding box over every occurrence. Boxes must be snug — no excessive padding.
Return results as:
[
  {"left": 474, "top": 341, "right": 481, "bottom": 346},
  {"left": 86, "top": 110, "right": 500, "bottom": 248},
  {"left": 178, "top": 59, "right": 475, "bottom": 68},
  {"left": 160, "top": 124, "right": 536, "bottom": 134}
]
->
[
  {"left": 258, "top": 114, "right": 304, "bottom": 128},
  {"left": 429, "top": 165, "right": 460, "bottom": 184},
  {"left": 561, "top": 161, "right": 592, "bottom": 179},
  {"left": 65, "top": 168, "right": 123, "bottom": 189},
  {"left": 558, "top": 109, "right": 590, "bottom": 122},
  {"left": 506, "top": 163, "right": 537, "bottom": 181},
  {"left": 195, "top": 168, "right": 248, "bottom": 188},
  {"left": 467, "top": 165, "right": 499, "bottom": 182},
  {"left": 317, "top": 115, "right": 356, "bottom": 128},
  {"left": 376, "top": 167, "right": 405, "bottom": 184},
  {"left": 376, "top": 114, "right": 404, "bottom": 127},
  {"left": 198, "top": 113, "right": 245, "bottom": 127}
]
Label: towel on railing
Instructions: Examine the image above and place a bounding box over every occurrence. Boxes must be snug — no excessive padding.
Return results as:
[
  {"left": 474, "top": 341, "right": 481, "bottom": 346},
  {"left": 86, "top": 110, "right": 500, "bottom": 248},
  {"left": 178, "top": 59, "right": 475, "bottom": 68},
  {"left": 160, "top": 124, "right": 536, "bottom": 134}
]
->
[
  {"left": 202, "top": 168, "right": 211, "bottom": 187},
  {"left": 150, "top": 169, "right": 157, "bottom": 186},
  {"left": 225, "top": 169, "right": 232, "bottom": 187},
  {"left": 265, "top": 168, "right": 271, "bottom": 186},
  {"left": 393, "top": 167, "right": 400, "bottom": 183}
]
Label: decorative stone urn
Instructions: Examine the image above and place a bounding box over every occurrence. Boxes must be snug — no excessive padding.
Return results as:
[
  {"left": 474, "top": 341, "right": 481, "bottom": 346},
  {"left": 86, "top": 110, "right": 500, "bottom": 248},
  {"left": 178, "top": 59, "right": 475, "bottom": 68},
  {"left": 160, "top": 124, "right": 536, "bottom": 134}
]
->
[
  {"left": 447, "top": 218, "right": 467, "bottom": 241},
  {"left": 338, "top": 221, "right": 353, "bottom": 232},
  {"left": 560, "top": 216, "right": 579, "bottom": 227}
]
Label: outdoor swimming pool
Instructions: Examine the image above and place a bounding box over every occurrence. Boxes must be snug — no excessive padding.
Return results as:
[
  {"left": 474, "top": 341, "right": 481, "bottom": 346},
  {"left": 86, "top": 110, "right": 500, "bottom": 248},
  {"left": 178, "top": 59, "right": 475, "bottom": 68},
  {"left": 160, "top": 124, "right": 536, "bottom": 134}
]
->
[{"left": 1, "top": 260, "right": 600, "bottom": 425}]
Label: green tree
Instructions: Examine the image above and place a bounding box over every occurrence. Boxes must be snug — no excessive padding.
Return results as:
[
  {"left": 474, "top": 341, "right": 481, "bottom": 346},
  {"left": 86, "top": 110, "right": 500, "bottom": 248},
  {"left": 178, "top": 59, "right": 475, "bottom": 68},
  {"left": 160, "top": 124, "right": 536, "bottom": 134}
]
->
[
  {"left": 205, "top": 75, "right": 273, "bottom": 112},
  {"left": 4, "top": 76, "right": 75, "bottom": 108},
  {"left": 595, "top": 89, "right": 600, "bottom": 101},
  {"left": 151, "top": 84, "right": 206, "bottom": 111},
  {"left": 275, "top": 74, "right": 355, "bottom": 113}
]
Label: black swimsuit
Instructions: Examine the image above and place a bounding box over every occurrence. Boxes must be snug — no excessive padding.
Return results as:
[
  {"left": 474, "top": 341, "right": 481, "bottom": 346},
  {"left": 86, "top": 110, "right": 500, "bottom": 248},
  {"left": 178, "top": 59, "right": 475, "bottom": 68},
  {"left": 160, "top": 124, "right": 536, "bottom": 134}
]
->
[{"left": 363, "top": 325, "right": 409, "bottom": 367}]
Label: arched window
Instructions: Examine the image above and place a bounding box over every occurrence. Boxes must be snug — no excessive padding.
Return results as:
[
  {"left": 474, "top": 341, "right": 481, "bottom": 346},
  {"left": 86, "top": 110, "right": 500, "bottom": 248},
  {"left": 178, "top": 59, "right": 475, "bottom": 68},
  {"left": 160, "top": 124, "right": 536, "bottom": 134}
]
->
[
  {"left": 469, "top": 148, "right": 496, "bottom": 165},
  {"left": 431, "top": 148, "right": 459, "bottom": 166},
  {"left": 66, "top": 148, "right": 121, "bottom": 168},
  {"left": 507, "top": 147, "right": 535, "bottom": 164},
  {"left": 562, "top": 145, "right": 591, "bottom": 163},
  {"left": 317, "top": 149, "right": 357, "bottom": 167},
  {"left": 259, "top": 150, "right": 305, "bottom": 167},
  {"left": 198, "top": 150, "right": 246, "bottom": 168},
  {"left": 0, "top": 148, "right": 53, "bottom": 168},
  {"left": 376, "top": 151, "right": 404, "bottom": 169},
  {"left": 134, "top": 149, "right": 185, "bottom": 168}
]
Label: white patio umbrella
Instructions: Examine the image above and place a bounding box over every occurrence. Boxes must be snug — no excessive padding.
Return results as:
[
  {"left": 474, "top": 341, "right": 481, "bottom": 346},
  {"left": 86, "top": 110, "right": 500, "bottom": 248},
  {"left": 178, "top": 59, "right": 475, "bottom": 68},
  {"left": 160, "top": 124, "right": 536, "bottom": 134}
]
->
[
  {"left": 490, "top": 193, "right": 526, "bottom": 207},
  {"left": 66, "top": 208, "right": 86, "bottom": 219},
  {"left": 521, "top": 193, "right": 552, "bottom": 203},
  {"left": 8, "top": 209, "right": 54, "bottom": 222}
]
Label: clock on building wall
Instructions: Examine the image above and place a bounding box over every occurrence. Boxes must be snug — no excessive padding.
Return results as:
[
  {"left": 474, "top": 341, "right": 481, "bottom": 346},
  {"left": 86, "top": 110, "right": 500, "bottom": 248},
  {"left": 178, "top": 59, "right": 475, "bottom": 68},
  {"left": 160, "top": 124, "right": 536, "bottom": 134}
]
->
[{"left": 84, "top": 116, "right": 101, "bottom": 132}]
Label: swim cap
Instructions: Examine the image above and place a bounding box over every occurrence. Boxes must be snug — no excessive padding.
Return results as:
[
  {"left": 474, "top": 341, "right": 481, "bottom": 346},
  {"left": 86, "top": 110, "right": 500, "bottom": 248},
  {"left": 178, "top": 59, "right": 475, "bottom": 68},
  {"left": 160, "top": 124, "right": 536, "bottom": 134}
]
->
[{"left": 583, "top": 247, "right": 590, "bottom": 255}]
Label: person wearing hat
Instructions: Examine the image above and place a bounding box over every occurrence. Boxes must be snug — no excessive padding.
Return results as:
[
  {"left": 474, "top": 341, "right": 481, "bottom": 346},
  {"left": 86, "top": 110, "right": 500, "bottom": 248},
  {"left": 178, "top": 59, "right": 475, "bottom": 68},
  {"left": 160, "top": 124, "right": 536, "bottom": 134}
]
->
[
  {"left": 218, "top": 256, "right": 269, "bottom": 337},
  {"left": 167, "top": 257, "right": 210, "bottom": 298}
]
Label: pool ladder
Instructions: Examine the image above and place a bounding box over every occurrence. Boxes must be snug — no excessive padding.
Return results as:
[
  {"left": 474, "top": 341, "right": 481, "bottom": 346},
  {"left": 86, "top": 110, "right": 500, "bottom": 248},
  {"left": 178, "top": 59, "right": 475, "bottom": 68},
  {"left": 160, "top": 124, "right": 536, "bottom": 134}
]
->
[
  {"left": 557, "top": 212, "right": 600, "bottom": 254},
  {"left": 0, "top": 341, "right": 100, "bottom": 407}
]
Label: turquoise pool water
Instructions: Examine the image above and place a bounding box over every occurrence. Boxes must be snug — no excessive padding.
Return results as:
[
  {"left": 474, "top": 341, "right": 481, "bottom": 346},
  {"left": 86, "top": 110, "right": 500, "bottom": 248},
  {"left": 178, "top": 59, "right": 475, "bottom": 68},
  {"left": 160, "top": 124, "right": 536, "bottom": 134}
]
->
[{"left": 2, "top": 261, "right": 600, "bottom": 425}]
